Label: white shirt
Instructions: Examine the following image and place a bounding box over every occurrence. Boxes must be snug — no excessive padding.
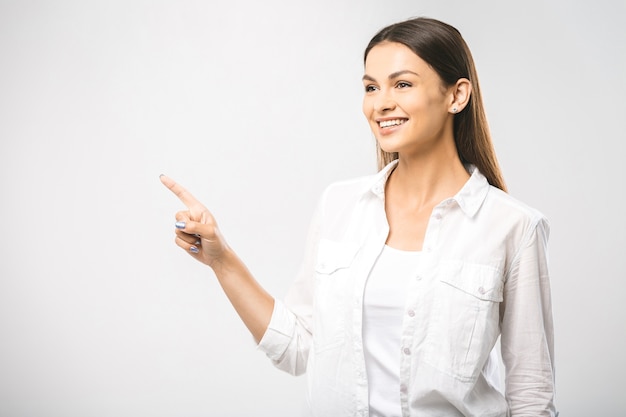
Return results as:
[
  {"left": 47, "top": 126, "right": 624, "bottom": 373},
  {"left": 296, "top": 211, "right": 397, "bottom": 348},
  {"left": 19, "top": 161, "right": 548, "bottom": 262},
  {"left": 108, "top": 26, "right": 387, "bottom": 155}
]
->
[
  {"left": 258, "top": 160, "right": 557, "bottom": 417},
  {"left": 363, "top": 245, "right": 422, "bottom": 417}
]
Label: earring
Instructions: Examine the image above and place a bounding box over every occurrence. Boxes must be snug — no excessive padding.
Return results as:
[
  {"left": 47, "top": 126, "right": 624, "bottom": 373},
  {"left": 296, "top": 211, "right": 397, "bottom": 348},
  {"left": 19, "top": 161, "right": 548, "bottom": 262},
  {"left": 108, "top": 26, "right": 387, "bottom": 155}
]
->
[{"left": 452, "top": 107, "right": 458, "bottom": 113}]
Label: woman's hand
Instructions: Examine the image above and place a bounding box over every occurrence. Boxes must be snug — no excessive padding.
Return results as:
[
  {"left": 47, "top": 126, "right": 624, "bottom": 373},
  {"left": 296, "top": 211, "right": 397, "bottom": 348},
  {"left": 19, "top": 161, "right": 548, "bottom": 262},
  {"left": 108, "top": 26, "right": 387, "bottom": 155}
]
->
[
  {"left": 160, "top": 174, "right": 274, "bottom": 342},
  {"left": 160, "top": 174, "right": 229, "bottom": 269}
]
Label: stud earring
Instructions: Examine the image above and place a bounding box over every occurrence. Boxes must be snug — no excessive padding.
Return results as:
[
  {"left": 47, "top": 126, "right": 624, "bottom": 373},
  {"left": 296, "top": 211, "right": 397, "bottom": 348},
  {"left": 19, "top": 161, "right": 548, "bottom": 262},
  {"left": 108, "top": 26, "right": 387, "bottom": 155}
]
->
[{"left": 452, "top": 107, "right": 458, "bottom": 113}]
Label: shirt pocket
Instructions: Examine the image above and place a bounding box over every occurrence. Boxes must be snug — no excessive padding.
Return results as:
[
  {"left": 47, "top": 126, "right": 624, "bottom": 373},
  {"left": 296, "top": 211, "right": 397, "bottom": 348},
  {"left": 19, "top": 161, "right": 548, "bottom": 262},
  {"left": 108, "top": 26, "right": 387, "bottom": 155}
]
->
[
  {"left": 423, "top": 260, "right": 504, "bottom": 383},
  {"left": 312, "top": 239, "right": 359, "bottom": 353}
]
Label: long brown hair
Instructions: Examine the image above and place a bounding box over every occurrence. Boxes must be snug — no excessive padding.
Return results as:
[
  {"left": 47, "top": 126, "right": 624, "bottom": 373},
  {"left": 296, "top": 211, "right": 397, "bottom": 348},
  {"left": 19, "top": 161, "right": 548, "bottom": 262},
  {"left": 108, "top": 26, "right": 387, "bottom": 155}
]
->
[{"left": 364, "top": 17, "right": 507, "bottom": 191}]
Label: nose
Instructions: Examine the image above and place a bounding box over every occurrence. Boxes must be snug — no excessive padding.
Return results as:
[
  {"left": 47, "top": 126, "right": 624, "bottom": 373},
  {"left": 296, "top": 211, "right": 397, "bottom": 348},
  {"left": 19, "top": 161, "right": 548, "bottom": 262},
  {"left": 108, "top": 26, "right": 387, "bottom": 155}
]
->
[{"left": 374, "top": 89, "right": 396, "bottom": 113}]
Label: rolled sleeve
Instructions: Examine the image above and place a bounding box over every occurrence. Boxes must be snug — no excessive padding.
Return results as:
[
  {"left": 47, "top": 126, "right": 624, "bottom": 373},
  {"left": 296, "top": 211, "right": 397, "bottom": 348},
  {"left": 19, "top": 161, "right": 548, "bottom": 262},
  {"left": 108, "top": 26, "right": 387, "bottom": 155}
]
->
[
  {"left": 257, "top": 299, "right": 297, "bottom": 361},
  {"left": 256, "top": 191, "right": 324, "bottom": 377}
]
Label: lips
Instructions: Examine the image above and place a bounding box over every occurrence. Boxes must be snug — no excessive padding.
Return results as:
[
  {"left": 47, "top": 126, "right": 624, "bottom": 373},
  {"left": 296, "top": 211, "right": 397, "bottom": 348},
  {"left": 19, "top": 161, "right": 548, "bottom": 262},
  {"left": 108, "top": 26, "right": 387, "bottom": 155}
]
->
[{"left": 378, "top": 118, "right": 407, "bottom": 128}]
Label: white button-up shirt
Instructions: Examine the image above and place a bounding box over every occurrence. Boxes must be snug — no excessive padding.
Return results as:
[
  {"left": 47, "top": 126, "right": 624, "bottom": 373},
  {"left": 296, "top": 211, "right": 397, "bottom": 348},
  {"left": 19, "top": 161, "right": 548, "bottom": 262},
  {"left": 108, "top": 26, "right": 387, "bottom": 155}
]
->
[{"left": 258, "top": 160, "right": 557, "bottom": 416}]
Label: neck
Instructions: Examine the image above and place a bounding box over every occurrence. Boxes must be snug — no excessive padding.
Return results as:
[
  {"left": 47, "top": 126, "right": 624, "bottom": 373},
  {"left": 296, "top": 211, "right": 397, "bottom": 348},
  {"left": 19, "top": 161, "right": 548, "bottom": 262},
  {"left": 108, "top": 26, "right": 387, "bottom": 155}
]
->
[{"left": 387, "top": 147, "right": 469, "bottom": 209}]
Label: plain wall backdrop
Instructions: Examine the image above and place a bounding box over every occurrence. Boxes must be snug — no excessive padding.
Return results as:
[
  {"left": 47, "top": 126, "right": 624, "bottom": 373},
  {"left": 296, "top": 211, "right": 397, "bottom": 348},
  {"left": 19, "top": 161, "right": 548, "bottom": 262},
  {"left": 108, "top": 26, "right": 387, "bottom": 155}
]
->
[{"left": 1, "top": 0, "right": 624, "bottom": 416}]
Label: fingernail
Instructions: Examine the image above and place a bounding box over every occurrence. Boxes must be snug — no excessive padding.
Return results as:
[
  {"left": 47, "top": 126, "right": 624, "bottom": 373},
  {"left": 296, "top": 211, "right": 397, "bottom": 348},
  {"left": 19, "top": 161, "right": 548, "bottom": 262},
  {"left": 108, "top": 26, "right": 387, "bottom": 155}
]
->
[
  {"left": 175, "top": 221, "right": 186, "bottom": 229},
  {"left": 189, "top": 246, "right": 199, "bottom": 254},
  {"left": 159, "top": 174, "right": 164, "bottom": 178},
  {"left": 194, "top": 239, "right": 201, "bottom": 245}
]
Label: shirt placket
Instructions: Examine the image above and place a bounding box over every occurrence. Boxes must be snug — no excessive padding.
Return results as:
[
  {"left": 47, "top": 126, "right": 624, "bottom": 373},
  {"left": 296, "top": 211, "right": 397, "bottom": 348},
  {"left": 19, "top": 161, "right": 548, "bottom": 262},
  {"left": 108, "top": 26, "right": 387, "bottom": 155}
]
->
[
  {"left": 351, "top": 197, "right": 390, "bottom": 417},
  {"left": 398, "top": 199, "right": 450, "bottom": 416}
]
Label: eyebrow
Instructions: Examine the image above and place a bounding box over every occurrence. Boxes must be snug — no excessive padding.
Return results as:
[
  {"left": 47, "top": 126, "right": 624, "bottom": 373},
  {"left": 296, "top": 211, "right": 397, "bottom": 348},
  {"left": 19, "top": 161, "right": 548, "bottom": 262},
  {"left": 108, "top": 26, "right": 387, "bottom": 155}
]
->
[{"left": 362, "top": 70, "right": 420, "bottom": 82}]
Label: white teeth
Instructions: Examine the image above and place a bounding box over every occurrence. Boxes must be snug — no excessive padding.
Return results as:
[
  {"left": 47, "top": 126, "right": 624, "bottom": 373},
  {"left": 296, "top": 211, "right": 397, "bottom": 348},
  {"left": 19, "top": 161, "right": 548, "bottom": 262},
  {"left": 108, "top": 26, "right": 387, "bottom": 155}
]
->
[{"left": 379, "top": 119, "right": 405, "bottom": 128}]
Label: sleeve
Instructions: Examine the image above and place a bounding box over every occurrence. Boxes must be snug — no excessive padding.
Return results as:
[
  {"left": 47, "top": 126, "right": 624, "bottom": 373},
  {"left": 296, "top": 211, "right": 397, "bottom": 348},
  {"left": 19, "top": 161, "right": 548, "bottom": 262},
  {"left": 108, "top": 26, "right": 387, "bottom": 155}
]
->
[
  {"left": 500, "top": 217, "right": 558, "bottom": 416},
  {"left": 255, "top": 190, "right": 324, "bottom": 376}
]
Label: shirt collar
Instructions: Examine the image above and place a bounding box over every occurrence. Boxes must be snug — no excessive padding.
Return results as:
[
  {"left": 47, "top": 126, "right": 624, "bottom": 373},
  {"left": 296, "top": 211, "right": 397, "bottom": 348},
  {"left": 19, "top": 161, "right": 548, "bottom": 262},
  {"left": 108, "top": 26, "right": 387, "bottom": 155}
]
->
[
  {"left": 369, "top": 159, "right": 399, "bottom": 198},
  {"left": 367, "top": 159, "right": 490, "bottom": 218},
  {"left": 453, "top": 165, "right": 490, "bottom": 217}
]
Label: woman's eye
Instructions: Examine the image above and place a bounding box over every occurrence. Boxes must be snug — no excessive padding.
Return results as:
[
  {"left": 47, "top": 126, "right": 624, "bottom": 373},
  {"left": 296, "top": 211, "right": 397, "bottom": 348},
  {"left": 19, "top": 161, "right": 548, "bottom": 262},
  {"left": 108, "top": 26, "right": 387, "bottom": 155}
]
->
[
  {"left": 364, "top": 85, "right": 378, "bottom": 93},
  {"left": 396, "top": 81, "right": 411, "bottom": 89}
]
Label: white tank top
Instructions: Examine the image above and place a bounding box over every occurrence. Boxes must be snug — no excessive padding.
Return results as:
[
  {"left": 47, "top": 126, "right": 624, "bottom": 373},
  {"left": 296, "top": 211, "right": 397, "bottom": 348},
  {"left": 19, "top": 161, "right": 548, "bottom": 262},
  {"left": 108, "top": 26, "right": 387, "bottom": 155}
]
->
[{"left": 363, "top": 245, "right": 422, "bottom": 417}]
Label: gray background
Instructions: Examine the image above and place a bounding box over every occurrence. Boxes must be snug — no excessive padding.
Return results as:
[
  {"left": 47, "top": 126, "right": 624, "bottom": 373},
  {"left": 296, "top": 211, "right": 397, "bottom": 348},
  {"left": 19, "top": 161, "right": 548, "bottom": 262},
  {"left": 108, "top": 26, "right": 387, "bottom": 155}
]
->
[{"left": 1, "top": 0, "right": 624, "bottom": 416}]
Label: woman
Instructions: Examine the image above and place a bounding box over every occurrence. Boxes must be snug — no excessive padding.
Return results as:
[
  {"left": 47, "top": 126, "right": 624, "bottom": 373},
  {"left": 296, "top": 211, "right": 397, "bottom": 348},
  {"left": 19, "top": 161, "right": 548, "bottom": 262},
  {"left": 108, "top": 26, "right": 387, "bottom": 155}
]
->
[{"left": 161, "top": 17, "right": 557, "bottom": 417}]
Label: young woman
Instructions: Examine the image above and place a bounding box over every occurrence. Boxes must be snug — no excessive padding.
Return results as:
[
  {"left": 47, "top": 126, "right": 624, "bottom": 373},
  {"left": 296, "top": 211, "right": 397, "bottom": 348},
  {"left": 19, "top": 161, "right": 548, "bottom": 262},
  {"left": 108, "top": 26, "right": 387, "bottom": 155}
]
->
[{"left": 161, "top": 17, "right": 557, "bottom": 417}]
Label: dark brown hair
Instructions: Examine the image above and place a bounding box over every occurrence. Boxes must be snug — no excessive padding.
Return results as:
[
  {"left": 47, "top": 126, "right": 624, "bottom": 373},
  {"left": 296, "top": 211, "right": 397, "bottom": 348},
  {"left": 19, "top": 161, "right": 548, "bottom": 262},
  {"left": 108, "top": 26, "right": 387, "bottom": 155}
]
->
[{"left": 364, "top": 17, "right": 507, "bottom": 191}]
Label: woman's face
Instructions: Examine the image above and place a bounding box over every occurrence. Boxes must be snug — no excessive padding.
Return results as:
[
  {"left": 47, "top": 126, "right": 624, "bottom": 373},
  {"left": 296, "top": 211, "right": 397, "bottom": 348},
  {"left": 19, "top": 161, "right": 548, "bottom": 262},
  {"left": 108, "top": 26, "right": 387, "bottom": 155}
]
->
[{"left": 362, "top": 42, "right": 453, "bottom": 157}]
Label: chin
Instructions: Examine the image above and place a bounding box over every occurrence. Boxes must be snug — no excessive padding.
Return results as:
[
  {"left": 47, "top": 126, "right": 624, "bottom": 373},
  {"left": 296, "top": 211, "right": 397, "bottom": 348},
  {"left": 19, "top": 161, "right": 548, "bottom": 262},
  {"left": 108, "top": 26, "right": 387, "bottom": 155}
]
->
[{"left": 376, "top": 138, "right": 402, "bottom": 154}]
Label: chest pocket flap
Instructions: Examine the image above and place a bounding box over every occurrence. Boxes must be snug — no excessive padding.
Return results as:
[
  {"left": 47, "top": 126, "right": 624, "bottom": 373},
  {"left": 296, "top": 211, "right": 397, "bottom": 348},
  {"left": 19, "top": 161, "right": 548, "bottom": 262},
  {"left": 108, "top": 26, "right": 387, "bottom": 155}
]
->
[
  {"left": 439, "top": 260, "right": 504, "bottom": 302},
  {"left": 315, "top": 239, "right": 359, "bottom": 275}
]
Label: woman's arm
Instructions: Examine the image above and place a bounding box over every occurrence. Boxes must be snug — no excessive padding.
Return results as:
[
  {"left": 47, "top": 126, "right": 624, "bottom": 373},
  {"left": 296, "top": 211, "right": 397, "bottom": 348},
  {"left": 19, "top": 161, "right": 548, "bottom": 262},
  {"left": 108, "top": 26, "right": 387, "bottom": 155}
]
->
[
  {"left": 500, "top": 217, "right": 557, "bottom": 416},
  {"left": 160, "top": 175, "right": 274, "bottom": 343}
]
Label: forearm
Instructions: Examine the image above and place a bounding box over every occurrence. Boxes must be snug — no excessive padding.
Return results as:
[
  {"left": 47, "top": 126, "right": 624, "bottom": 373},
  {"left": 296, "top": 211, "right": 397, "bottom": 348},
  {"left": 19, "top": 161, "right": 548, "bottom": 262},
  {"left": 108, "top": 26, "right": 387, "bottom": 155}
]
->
[{"left": 210, "top": 248, "right": 275, "bottom": 343}]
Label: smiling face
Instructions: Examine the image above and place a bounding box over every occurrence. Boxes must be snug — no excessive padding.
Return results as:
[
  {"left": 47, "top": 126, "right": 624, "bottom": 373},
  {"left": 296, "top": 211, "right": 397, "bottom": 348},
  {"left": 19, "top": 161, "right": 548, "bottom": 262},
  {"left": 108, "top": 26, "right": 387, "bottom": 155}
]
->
[{"left": 362, "top": 41, "right": 454, "bottom": 158}]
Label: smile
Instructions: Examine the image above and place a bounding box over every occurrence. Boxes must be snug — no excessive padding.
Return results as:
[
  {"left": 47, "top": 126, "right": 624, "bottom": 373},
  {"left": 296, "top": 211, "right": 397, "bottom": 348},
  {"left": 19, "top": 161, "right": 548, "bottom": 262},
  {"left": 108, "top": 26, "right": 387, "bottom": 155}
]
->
[{"left": 378, "top": 119, "right": 407, "bottom": 128}]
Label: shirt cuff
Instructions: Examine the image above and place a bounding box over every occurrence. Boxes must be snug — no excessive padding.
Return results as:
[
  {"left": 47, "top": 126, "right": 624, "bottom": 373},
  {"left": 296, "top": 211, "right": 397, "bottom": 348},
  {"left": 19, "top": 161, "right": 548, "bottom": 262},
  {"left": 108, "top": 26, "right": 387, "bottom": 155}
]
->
[{"left": 257, "top": 298, "right": 296, "bottom": 361}]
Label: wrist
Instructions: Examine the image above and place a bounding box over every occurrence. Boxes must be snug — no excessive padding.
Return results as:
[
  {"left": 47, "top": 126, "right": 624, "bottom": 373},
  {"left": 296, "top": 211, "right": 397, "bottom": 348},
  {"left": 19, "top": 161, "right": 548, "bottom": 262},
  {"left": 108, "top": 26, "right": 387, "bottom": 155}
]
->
[{"left": 209, "top": 246, "right": 243, "bottom": 277}]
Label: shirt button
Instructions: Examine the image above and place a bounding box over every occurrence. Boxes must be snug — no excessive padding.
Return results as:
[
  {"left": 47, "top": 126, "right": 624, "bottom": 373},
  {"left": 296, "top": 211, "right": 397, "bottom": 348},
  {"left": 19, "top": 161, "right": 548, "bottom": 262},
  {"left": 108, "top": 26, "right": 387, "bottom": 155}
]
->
[
  {"left": 478, "top": 286, "right": 486, "bottom": 295},
  {"left": 433, "top": 213, "right": 442, "bottom": 220},
  {"left": 415, "top": 275, "right": 422, "bottom": 281},
  {"left": 400, "top": 384, "right": 408, "bottom": 394},
  {"left": 403, "top": 347, "right": 411, "bottom": 355},
  {"left": 407, "top": 309, "right": 415, "bottom": 317}
]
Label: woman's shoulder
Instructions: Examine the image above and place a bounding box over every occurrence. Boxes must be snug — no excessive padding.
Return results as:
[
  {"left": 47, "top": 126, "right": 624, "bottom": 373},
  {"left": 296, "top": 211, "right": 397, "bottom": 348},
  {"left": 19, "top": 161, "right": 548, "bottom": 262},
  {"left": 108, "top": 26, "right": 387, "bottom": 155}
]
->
[
  {"left": 484, "top": 185, "right": 549, "bottom": 232},
  {"left": 325, "top": 172, "right": 377, "bottom": 192},
  {"left": 321, "top": 162, "right": 397, "bottom": 202},
  {"left": 312, "top": 171, "right": 381, "bottom": 215}
]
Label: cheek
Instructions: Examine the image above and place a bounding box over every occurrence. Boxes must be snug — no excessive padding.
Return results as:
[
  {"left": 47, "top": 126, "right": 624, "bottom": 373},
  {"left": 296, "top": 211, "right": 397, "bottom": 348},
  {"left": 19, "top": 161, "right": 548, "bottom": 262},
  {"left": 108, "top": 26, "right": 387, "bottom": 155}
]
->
[
  {"left": 362, "top": 94, "right": 379, "bottom": 119},
  {"left": 362, "top": 98, "right": 370, "bottom": 118},
  {"left": 407, "top": 94, "right": 443, "bottom": 118}
]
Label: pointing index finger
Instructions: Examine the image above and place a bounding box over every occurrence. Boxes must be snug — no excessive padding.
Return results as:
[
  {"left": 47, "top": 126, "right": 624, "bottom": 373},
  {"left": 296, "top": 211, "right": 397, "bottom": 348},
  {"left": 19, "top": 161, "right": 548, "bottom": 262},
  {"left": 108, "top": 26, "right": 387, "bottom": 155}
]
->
[{"left": 160, "top": 174, "right": 203, "bottom": 209}]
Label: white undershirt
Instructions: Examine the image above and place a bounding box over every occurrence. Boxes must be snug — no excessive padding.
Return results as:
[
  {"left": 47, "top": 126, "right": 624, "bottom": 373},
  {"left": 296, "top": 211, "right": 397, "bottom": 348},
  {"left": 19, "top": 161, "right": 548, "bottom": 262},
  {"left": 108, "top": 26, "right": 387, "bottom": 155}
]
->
[{"left": 363, "top": 245, "right": 422, "bottom": 417}]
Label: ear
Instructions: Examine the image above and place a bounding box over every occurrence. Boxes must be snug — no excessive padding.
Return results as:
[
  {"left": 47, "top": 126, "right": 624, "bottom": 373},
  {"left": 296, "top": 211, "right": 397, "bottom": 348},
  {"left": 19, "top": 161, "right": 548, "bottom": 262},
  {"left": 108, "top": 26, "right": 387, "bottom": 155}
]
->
[{"left": 448, "top": 78, "right": 472, "bottom": 114}]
